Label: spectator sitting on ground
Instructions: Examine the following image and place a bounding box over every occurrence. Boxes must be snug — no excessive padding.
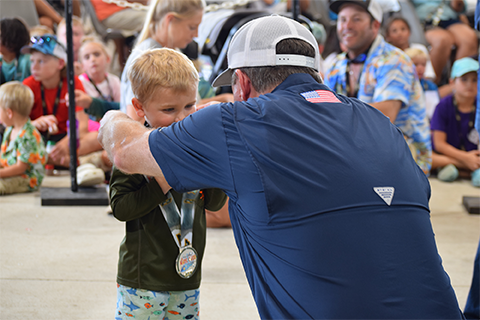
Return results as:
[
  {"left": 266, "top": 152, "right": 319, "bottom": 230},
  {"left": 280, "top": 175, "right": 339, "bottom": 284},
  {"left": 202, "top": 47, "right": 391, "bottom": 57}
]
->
[
  {"left": 430, "top": 57, "right": 480, "bottom": 187},
  {"left": 0, "top": 81, "right": 46, "bottom": 195},
  {"left": 0, "top": 17, "right": 32, "bottom": 84},
  {"left": 56, "top": 16, "right": 84, "bottom": 75}
]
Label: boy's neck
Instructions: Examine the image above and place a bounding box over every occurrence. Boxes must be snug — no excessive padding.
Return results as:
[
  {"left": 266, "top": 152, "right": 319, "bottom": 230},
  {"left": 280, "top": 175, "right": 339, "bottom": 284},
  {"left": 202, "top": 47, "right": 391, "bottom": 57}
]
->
[
  {"left": 12, "top": 114, "right": 28, "bottom": 131},
  {"left": 454, "top": 93, "right": 475, "bottom": 112},
  {"left": 42, "top": 73, "right": 62, "bottom": 89},
  {"left": 1, "top": 51, "right": 16, "bottom": 63}
]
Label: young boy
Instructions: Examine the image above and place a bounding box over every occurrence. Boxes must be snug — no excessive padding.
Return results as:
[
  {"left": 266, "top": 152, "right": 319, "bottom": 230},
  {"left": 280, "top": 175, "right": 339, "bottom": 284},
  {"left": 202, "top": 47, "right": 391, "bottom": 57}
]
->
[
  {"left": 404, "top": 47, "right": 440, "bottom": 119},
  {"left": 109, "top": 48, "right": 226, "bottom": 319},
  {"left": 430, "top": 57, "right": 480, "bottom": 187},
  {"left": 21, "top": 34, "right": 91, "bottom": 167},
  {"left": 0, "top": 81, "right": 46, "bottom": 195}
]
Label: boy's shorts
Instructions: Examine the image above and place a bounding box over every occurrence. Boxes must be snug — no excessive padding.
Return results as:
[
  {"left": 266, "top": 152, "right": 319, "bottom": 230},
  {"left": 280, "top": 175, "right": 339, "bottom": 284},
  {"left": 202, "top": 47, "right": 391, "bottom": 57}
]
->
[
  {"left": 0, "top": 176, "right": 31, "bottom": 195},
  {"left": 116, "top": 284, "right": 200, "bottom": 320}
]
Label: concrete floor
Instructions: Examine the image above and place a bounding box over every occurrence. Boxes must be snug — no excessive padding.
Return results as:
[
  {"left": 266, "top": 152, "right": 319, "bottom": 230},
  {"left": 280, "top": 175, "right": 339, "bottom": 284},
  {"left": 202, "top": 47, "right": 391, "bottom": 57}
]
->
[{"left": 0, "top": 174, "right": 478, "bottom": 319}]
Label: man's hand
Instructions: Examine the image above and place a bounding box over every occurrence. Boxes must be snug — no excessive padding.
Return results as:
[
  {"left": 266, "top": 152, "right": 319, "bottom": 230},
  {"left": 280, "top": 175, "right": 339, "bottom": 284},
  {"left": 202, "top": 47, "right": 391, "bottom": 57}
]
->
[{"left": 98, "top": 111, "right": 163, "bottom": 177}]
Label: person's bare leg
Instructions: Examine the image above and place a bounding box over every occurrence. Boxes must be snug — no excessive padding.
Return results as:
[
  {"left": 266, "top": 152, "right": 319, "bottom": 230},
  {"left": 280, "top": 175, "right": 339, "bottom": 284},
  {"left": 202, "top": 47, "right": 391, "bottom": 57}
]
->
[
  {"left": 447, "top": 23, "right": 478, "bottom": 60},
  {"left": 425, "top": 28, "right": 454, "bottom": 84},
  {"left": 206, "top": 201, "right": 231, "bottom": 228}
]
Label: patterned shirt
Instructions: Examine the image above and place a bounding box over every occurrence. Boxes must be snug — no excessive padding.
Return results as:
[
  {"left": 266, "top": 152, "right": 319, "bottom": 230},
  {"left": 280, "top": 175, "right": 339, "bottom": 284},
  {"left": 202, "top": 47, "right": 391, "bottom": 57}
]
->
[
  {"left": 324, "top": 35, "right": 432, "bottom": 175},
  {"left": 0, "top": 120, "right": 47, "bottom": 191}
]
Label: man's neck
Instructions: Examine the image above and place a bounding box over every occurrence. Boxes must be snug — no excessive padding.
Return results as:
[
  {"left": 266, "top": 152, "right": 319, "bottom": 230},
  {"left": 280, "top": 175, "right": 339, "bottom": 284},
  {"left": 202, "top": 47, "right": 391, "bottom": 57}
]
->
[{"left": 41, "top": 73, "right": 62, "bottom": 89}]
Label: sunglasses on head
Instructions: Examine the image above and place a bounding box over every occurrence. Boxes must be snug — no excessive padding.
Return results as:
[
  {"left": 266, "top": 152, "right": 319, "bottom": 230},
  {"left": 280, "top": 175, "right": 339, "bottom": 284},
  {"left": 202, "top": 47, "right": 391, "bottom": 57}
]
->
[{"left": 30, "top": 35, "right": 66, "bottom": 51}]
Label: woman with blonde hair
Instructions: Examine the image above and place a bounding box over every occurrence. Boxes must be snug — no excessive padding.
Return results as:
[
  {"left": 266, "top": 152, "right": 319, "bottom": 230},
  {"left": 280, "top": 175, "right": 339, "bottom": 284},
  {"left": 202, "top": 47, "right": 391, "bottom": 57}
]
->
[{"left": 120, "top": 0, "right": 205, "bottom": 121}]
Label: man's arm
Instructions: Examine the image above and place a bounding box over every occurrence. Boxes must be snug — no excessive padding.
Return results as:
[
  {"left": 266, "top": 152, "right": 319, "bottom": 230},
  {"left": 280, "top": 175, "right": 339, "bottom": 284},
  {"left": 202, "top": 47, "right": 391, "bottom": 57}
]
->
[
  {"left": 98, "top": 111, "right": 164, "bottom": 177},
  {"left": 370, "top": 100, "right": 402, "bottom": 123}
]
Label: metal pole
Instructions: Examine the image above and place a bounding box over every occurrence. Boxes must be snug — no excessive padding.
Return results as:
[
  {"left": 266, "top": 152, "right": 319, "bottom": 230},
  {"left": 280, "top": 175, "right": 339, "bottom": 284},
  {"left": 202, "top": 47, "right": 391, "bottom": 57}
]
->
[
  {"left": 65, "top": 0, "right": 78, "bottom": 191},
  {"left": 292, "top": 0, "right": 300, "bottom": 22}
]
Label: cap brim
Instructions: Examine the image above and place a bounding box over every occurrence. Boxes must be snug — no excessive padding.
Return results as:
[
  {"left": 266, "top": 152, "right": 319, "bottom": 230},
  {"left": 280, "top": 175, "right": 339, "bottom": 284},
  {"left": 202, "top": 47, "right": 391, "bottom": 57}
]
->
[
  {"left": 212, "top": 68, "right": 234, "bottom": 87},
  {"left": 330, "top": 0, "right": 368, "bottom": 14},
  {"left": 20, "top": 45, "right": 34, "bottom": 55}
]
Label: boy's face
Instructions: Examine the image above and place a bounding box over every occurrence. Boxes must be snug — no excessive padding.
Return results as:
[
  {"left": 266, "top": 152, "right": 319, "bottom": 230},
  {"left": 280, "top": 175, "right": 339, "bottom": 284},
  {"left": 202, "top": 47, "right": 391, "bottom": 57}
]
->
[
  {"left": 453, "top": 72, "right": 478, "bottom": 99},
  {"left": 411, "top": 56, "right": 427, "bottom": 79},
  {"left": 132, "top": 86, "right": 197, "bottom": 128},
  {"left": 80, "top": 42, "right": 109, "bottom": 78},
  {"left": 57, "top": 24, "right": 84, "bottom": 55},
  {"left": 30, "top": 51, "right": 64, "bottom": 82},
  {"left": 386, "top": 20, "right": 410, "bottom": 50}
]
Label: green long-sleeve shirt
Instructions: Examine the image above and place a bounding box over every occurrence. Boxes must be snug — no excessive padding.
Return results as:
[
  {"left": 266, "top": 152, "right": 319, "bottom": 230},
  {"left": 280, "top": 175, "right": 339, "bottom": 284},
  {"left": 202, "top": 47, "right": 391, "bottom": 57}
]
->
[{"left": 110, "top": 166, "right": 227, "bottom": 292}]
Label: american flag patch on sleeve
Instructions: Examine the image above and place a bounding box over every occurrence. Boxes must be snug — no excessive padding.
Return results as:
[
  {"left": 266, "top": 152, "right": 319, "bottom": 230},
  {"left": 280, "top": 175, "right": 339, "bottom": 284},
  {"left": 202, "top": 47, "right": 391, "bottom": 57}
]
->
[{"left": 300, "top": 90, "right": 341, "bottom": 103}]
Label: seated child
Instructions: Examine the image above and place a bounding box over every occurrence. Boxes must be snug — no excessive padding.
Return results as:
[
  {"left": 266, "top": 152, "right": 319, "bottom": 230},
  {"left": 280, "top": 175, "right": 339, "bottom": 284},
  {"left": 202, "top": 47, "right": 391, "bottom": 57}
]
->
[
  {"left": 0, "top": 81, "right": 46, "bottom": 195},
  {"left": 405, "top": 47, "right": 440, "bottom": 119},
  {"left": 21, "top": 34, "right": 92, "bottom": 167},
  {"left": 430, "top": 57, "right": 480, "bottom": 187},
  {"left": 76, "top": 36, "right": 121, "bottom": 121},
  {"left": 109, "top": 48, "right": 227, "bottom": 319},
  {"left": 56, "top": 16, "right": 85, "bottom": 76},
  {"left": 0, "top": 17, "right": 32, "bottom": 84}
]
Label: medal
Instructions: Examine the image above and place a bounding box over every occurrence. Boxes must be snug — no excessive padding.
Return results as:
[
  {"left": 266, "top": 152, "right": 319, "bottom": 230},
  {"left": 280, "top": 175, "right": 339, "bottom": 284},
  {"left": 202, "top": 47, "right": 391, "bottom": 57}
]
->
[
  {"left": 176, "top": 246, "right": 198, "bottom": 279},
  {"left": 152, "top": 182, "right": 200, "bottom": 279}
]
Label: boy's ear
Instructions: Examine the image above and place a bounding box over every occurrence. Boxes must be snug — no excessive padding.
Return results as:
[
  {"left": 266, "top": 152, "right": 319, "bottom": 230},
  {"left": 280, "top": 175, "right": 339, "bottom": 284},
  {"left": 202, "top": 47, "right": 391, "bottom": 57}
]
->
[
  {"left": 5, "top": 108, "right": 14, "bottom": 119},
  {"left": 131, "top": 98, "right": 146, "bottom": 118},
  {"left": 58, "top": 58, "right": 66, "bottom": 70}
]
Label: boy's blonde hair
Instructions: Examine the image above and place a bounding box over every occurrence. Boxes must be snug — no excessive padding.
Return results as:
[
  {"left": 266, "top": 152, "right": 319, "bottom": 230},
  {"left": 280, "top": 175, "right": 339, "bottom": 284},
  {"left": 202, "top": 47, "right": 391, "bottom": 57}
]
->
[
  {"left": 128, "top": 48, "right": 199, "bottom": 104},
  {"left": 29, "top": 24, "right": 54, "bottom": 38},
  {"left": 136, "top": 0, "right": 205, "bottom": 45},
  {"left": 0, "top": 81, "right": 34, "bottom": 117},
  {"left": 79, "top": 36, "right": 110, "bottom": 62},
  {"left": 404, "top": 47, "right": 428, "bottom": 61}
]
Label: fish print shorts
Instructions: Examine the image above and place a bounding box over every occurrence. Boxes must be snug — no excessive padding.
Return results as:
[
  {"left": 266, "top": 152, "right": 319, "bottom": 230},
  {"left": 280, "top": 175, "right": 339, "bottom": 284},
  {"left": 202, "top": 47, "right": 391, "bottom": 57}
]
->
[{"left": 116, "top": 284, "right": 200, "bottom": 320}]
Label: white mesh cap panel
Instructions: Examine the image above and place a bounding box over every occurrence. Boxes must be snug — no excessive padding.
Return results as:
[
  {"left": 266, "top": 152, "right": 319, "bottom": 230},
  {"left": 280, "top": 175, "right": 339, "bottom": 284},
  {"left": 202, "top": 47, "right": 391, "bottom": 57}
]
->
[{"left": 213, "top": 15, "right": 320, "bottom": 87}]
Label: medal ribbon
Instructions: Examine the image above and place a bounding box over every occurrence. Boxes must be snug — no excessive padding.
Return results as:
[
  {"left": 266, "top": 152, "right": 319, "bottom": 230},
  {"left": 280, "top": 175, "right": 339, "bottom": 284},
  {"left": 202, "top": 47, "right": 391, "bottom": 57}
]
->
[{"left": 154, "top": 185, "right": 200, "bottom": 250}]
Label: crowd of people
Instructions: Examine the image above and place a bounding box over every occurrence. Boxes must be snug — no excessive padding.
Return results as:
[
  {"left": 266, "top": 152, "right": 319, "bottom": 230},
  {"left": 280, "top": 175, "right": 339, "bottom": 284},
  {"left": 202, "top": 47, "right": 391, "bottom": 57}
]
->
[{"left": 0, "top": 0, "right": 479, "bottom": 319}]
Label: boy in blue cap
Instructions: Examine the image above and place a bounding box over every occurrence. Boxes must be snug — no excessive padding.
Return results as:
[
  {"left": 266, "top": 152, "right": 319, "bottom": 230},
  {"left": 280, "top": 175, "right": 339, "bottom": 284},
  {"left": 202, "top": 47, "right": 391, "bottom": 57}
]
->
[{"left": 431, "top": 57, "right": 480, "bottom": 186}]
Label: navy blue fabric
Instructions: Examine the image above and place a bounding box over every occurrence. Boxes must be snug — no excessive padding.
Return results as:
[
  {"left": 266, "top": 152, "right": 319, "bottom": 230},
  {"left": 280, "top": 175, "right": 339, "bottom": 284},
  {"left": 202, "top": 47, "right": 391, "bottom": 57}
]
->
[{"left": 149, "top": 74, "right": 464, "bottom": 319}]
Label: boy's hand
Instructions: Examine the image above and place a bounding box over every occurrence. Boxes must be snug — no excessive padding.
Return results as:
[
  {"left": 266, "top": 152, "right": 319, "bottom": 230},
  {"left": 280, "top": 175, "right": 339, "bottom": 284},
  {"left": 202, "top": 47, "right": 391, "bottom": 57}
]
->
[
  {"left": 463, "top": 150, "right": 480, "bottom": 171},
  {"left": 32, "top": 115, "right": 58, "bottom": 134},
  {"left": 154, "top": 176, "right": 172, "bottom": 195},
  {"left": 66, "top": 90, "right": 92, "bottom": 109}
]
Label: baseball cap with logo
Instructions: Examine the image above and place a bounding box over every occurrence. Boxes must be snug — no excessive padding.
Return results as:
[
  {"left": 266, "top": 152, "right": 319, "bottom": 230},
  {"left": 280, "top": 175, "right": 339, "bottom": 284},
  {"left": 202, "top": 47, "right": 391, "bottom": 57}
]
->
[
  {"left": 212, "top": 15, "right": 321, "bottom": 87},
  {"left": 330, "top": 0, "right": 383, "bottom": 23},
  {"left": 450, "top": 57, "right": 479, "bottom": 79},
  {"left": 21, "top": 34, "right": 67, "bottom": 61}
]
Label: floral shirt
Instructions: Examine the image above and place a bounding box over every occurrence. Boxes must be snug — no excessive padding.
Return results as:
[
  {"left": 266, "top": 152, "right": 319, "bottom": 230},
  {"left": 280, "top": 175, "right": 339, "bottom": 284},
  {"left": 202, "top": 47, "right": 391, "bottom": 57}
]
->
[
  {"left": 324, "top": 35, "right": 432, "bottom": 175},
  {"left": 0, "top": 120, "right": 47, "bottom": 191}
]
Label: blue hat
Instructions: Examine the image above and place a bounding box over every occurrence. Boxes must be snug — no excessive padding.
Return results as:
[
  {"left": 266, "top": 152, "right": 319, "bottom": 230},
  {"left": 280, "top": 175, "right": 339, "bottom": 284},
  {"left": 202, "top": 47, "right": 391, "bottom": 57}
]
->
[
  {"left": 450, "top": 57, "right": 479, "bottom": 79},
  {"left": 21, "top": 34, "right": 67, "bottom": 61}
]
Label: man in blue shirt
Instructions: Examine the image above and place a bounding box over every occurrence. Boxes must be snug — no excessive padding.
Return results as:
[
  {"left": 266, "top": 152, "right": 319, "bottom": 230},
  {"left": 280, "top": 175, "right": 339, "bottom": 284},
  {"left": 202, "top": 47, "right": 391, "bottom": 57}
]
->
[{"left": 98, "top": 15, "right": 464, "bottom": 319}]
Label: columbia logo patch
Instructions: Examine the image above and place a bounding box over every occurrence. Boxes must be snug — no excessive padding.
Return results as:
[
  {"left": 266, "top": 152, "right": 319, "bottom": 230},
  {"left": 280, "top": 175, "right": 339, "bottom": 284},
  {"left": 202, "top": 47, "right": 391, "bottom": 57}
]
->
[
  {"left": 300, "top": 90, "right": 341, "bottom": 103},
  {"left": 374, "top": 187, "right": 395, "bottom": 206}
]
